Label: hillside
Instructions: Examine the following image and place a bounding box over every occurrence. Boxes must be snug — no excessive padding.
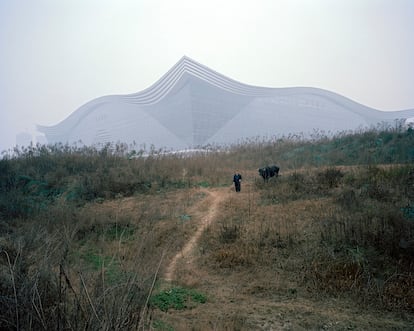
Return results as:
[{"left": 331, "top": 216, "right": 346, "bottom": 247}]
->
[
  {"left": 153, "top": 183, "right": 414, "bottom": 330},
  {"left": 1, "top": 127, "right": 414, "bottom": 330}
]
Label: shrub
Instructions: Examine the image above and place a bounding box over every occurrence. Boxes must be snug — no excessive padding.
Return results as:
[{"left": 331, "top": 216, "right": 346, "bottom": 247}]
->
[
  {"left": 150, "top": 287, "right": 206, "bottom": 312},
  {"left": 317, "top": 167, "right": 344, "bottom": 188},
  {"left": 219, "top": 224, "right": 240, "bottom": 244}
]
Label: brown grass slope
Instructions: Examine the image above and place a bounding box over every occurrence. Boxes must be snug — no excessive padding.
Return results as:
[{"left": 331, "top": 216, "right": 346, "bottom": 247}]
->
[
  {"left": 154, "top": 166, "right": 414, "bottom": 330},
  {"left": 1, "top": 126, "right": 414, "bottom": 330}
]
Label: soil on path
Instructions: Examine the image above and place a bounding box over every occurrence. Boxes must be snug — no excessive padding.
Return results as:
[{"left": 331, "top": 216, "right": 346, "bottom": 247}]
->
[{"left": 164, "top": 187, "right": 227, "bottom": 282}]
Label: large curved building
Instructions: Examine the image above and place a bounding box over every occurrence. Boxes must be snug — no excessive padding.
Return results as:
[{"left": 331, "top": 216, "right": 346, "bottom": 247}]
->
[{"left": 37, "top": 56, "right": 414, "bottom": 150}]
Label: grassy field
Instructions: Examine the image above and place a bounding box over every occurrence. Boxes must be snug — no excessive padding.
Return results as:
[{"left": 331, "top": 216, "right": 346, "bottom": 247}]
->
[{"left": 1, "top": 125, "right": 414, "bottom": 330}]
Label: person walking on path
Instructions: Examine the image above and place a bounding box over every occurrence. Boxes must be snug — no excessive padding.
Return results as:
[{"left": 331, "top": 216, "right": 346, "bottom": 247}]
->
[{"left": 233, "top": 171, "right": 242, "bottom": 192}]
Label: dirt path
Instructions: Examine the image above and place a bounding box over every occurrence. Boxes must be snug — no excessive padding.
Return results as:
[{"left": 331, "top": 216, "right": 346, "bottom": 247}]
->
[
  {"left": 158, "top": 183, "right": 414, "bottom": 330},
  {"left": 164, "top": 187, "right": 229, "bottom": 282}
]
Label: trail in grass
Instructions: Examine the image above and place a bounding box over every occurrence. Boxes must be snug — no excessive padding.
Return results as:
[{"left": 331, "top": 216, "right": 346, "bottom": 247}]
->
[
  {"left": 164, "top": 187, "right": 228, "bottom": 282},
  {"left": 158, "top": 181, "right": 414, "bottom": 330}
]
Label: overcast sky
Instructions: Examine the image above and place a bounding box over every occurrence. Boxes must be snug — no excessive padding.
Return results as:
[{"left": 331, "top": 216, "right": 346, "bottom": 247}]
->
[{"left": 1, "top": 0, "right": 413, "bottom": 152}]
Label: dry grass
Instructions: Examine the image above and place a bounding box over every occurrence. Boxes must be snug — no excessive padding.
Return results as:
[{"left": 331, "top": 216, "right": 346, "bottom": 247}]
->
[
  {"left": 0, "top": 186, "right": 207, "bottom": 330},
  {"left": 1, "top": 127, "right": 414, "bottom": 329}
]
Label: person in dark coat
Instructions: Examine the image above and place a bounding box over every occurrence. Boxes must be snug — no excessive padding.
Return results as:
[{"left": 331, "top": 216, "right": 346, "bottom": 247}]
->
[{"left": 233, "top": 171, "right": 242, "bottom": 192}]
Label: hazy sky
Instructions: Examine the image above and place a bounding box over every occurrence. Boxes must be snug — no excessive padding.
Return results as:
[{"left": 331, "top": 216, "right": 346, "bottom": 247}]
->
[{"left": 1, "top": 0, "right": 413, "bottom": 152}]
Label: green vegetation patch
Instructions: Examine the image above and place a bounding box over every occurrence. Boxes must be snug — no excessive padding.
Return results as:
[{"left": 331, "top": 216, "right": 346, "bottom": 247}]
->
[
  {"left": 103, "top": 223, "right": 135, "bottom": 241},
  {"left": 152, "top": 320, "right": 175, "bottom": 331},
  {"left": 150, "top": 287, "right": 207, "bottom": 311},
  {"left": 179, "top": 214, "right": 191, "bottom": 222},
  {"left": 80, "top": 251, "right": 126, "bottom": 284}
]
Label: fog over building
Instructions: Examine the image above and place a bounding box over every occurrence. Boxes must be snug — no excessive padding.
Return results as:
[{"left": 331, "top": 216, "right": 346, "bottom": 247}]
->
[
  {"left": 16, "top": 132, "right": 33, "bottom": 147},
  {"left": 37, "top": 57, "right": 414, "bottom": 150}
]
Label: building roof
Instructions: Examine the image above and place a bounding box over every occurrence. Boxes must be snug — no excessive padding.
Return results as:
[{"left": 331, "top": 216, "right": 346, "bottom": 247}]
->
[{"left": 37, "top": 56, "right": 414, "bottom": 149}]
